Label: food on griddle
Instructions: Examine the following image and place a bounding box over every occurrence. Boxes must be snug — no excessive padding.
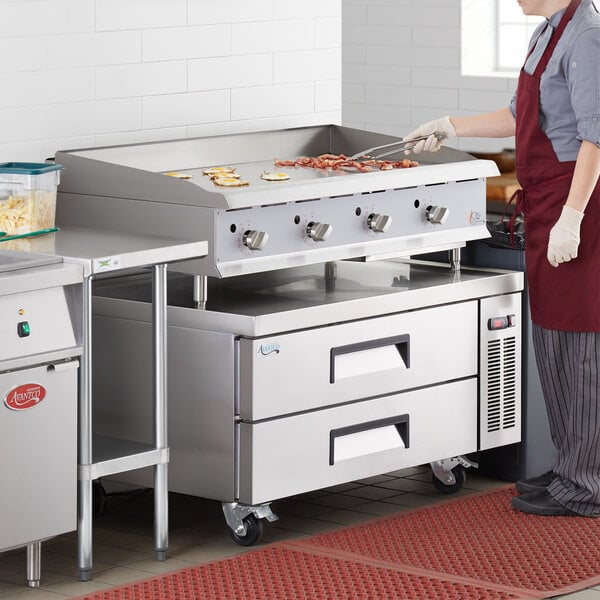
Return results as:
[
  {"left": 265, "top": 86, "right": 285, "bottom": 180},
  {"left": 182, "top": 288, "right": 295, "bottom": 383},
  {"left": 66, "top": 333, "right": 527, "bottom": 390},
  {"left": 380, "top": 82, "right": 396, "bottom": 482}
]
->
[
  {"left": 203, "top": 166, "right": 236, "bottom": 176},
  {"left": 208, "top": 171, "right": 240, "bottom": 180},
  {"left": 212, "top": 177, "right": 249, "bottom": 187},
  {"left": 274, "top": 154, "right": 419, "bottom": 173},
  {"left": 165, "top": 171, "right": 192, "bottom": 179},
  {"left": 261, "top": 171, "right": 290, "bottom": 181}
]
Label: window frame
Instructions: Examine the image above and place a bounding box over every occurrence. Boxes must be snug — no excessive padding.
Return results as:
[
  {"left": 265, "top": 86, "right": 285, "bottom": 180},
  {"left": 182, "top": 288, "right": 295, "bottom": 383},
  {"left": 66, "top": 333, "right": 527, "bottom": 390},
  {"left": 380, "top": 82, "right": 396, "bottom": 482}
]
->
[{"left": 461, "top": 0, "right": 543, "bottom": 78}]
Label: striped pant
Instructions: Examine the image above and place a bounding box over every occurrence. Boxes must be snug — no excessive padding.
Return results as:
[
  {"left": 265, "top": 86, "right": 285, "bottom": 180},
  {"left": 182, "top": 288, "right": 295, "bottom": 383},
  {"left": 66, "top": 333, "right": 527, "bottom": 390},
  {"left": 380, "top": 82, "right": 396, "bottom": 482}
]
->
[{"left": 532, "top": 324, "right": 600, "bottom": 516}]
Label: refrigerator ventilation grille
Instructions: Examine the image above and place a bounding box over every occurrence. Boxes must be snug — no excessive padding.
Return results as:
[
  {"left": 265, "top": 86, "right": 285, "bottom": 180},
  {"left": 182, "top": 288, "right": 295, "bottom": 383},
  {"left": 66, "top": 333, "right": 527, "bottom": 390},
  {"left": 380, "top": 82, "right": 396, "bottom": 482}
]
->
[{"left": 486, "top": 337, "right": 517, "bottom": 432}]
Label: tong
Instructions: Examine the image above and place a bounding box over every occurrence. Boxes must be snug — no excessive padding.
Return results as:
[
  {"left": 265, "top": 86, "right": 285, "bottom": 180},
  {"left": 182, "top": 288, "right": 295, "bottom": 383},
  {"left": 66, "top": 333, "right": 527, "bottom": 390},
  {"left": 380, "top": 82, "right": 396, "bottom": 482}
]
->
[
  {"left": 0, "top": 227, "right": 59, "bottom": 242},
  {"left": 350, "top": 132, "right": 447, "bottom": 161}
]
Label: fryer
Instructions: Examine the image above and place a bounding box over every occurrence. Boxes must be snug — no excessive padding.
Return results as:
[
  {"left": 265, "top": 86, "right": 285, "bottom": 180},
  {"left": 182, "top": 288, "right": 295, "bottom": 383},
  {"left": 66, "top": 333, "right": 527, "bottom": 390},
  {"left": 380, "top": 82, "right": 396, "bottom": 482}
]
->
[
  {"left": 0, "top": 249, "right": 82, "bottom": 585},
  {"left": 55, "top": 125, "right": 523, "bottom": 544}
]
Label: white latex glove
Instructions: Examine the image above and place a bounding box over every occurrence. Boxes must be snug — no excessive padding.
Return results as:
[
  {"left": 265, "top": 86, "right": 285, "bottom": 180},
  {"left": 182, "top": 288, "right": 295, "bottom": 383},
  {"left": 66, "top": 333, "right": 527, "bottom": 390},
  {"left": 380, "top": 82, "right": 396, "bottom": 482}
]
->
[
  {"left": 547, "top": 205, "right": 584, "bottom": 267},
  {"left": 402, "top": 116, "right": 457, "bottom": 154}
]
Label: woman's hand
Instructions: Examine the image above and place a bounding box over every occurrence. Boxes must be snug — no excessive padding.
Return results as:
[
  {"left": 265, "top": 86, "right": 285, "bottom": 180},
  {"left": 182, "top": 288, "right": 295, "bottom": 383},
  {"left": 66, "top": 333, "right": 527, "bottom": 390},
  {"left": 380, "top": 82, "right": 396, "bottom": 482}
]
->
[
  {"left": 547, "top": 206, "right": 584, "bottom": 267},
  {"left": 402, "top": 108, "right": 516, "bottom": 154},
  {"left": 402, "top": 117, "right": 456, "bottom": 154}
]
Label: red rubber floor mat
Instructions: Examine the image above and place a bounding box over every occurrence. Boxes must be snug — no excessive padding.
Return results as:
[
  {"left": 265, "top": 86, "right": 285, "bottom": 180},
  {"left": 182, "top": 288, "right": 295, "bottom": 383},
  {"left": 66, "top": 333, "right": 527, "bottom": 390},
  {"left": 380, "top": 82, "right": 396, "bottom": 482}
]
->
[
  {"left": 292, "top": 486, "right": 600, "bottom": 598},
  {"left": 74, "top": 545, "right": 533, "bottom": 600}
]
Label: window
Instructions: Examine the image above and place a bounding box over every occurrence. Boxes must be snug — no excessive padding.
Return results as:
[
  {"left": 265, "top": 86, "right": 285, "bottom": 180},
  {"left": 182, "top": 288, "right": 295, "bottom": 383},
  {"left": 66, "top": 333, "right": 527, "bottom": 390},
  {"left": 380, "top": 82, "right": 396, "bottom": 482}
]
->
[{"left": 462, "top": 0, "right": 543, "bottom": 77}]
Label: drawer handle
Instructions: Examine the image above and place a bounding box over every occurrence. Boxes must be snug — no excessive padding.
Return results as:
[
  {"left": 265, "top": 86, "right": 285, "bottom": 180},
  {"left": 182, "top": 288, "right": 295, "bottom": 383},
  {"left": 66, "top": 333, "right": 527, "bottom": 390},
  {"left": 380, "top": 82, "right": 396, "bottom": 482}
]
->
[
  {"left": 329, "top": 414, "right": 409, "bottom": 465},
  {"left": 330, "top": 334, "right": 410, "bottom": 383},
  {"left": 47, "top": 360, "right": 79, "bottom": 372}
]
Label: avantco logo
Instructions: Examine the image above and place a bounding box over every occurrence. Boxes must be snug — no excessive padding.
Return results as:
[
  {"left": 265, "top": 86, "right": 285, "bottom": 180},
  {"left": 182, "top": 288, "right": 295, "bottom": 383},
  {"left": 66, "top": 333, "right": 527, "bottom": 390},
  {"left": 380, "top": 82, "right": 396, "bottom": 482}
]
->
[
  {"left": 4, "top": 383, "right": 46, "bottom": 411},
  {"left": 257, "top": 341, "right": 280, "bottom": 356}
]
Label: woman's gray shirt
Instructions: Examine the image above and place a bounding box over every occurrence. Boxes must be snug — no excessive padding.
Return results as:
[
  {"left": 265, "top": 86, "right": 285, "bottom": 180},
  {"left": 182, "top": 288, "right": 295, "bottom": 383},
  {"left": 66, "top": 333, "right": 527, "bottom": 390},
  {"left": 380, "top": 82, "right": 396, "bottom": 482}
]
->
[{"left": 510, "top": 0, "right": 600, "bottom": 161}]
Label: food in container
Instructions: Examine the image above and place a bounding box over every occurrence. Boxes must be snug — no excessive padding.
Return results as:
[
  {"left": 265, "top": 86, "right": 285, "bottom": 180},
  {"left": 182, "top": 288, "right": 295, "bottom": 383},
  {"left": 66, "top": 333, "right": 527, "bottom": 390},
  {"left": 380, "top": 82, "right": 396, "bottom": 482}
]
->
[{"left": 0, "top": 163, "right": 62, "bottom": 235}]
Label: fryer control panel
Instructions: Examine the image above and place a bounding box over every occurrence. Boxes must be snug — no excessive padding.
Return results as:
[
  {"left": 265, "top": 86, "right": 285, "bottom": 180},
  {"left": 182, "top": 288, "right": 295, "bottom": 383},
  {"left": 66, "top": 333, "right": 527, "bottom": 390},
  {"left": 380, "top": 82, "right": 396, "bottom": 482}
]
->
[
  {"left": 215, "top": 178, "right": 487, "bottom": 264},
  {"left": 0, "top": 288, "right": 77, "bottom": 362}
]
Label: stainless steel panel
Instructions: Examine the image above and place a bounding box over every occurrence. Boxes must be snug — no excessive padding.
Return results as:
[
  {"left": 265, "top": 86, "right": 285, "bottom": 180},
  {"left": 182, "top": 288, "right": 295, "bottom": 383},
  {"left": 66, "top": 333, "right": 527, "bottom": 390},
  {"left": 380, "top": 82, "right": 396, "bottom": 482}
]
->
[
  {"left": 479, "top": 293, "right": 522, "bottom": 450},
  {"left": 92, "top": 261, "right": 525, "bottom": 337},
  {"left": 0, "top": 250, "right": 61, "bottom": 273},
  {"left": 238, "top": 378, "right": 477, "bottom": 505},
  {"left": 0, "top": 361, "right": 78, "bottom": 551},
  {"left": 92, "top": 316, "right": 237, "bottom": 501},
  {"left": 45, "top": 227, "right": 206, "bottom": 277},
  {"left": 239, "top": 301, "right": 477, "bottom": 420},
  {"left": 0, "top": 287, "right": 77, "bottom": 363},
  {"left": 0, "top": 262, "right": 82, "bottom": 297},
  {"left": 57, "top": 189, "right": 488, "bottom": 278}
]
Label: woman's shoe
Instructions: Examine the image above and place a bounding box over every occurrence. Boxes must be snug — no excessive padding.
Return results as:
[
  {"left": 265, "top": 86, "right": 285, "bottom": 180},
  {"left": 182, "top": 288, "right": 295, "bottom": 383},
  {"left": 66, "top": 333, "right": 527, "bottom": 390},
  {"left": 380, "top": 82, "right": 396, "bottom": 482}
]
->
[
  {"left": 511, "top": 489, "right": 578, "bottom": 516},
  {"left": 515, "top": 470, "right": 556, "bottom": 494}
]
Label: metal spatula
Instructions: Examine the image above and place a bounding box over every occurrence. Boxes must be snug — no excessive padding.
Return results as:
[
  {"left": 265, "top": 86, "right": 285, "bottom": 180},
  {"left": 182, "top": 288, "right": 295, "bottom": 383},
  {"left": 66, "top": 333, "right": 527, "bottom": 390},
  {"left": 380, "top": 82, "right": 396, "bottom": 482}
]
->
[{"left": 350, "top": 132, "right": 446, "bottom": 160}]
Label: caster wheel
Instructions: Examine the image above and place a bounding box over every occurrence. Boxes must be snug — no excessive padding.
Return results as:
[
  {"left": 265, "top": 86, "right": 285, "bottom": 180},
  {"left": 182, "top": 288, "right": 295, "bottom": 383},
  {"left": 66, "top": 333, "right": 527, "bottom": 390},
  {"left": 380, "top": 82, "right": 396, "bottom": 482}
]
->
[
  {"left": 227, "top": 514, "right": 263, "bottom": 546},
  {"left": 432, "top": 465, "right": 466, "bottom": 494},
  {"left": 93, "top": 481, "right": 107, "bottom": 516}
]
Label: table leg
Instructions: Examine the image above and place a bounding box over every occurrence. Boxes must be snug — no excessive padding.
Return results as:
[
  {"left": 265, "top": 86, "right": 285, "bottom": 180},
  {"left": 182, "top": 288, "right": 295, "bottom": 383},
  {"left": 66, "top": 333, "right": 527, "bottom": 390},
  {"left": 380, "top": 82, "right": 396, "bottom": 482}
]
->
[
  {"left": 78, "top": 275, "right": 94, "bottom": 581},
  {"left": 26, "top": 542, "right": 41, "bottom": 587},
  {"left": 153, "top": 264, "right": 168, "bottom": 560}
]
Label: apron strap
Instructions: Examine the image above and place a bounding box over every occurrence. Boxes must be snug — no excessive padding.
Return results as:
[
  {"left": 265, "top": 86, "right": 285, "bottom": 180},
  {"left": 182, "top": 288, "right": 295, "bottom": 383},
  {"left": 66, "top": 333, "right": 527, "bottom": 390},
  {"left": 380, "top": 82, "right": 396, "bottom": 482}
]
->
[
  {"left": 533, "top": 0, "right": 582, "bottom": 78},
  {"left": 504, "top": 188, "right": 525, "bottom": 248}
]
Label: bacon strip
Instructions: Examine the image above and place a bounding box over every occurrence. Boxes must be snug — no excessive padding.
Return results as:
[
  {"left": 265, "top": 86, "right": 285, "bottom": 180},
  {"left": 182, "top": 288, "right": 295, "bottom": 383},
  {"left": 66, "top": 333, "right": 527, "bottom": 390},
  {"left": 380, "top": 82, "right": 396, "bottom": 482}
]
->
[{"left": 274, "top": 154, "right": 418, "bottom": 172}]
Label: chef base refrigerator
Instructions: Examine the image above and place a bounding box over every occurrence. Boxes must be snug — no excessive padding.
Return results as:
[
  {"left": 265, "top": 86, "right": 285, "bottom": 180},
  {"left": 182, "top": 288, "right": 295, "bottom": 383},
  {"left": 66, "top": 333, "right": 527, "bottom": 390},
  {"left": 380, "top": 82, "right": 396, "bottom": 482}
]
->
[
  {"left": 91, "top": 259, "right": 522, "bottom": 544},
  {"left": 0, "top": 250, "right": 82, "bottom": 586}
]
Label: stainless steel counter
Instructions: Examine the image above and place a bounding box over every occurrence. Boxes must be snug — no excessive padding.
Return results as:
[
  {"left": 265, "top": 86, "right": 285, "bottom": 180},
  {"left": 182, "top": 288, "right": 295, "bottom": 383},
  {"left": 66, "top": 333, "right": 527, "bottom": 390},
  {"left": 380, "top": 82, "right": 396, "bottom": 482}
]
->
[
  {"left": 14, "top": 226, "right": 208, "bottom": 580},
  {"left": 94, "top": 259, "right": 524, "bottom": 338}
]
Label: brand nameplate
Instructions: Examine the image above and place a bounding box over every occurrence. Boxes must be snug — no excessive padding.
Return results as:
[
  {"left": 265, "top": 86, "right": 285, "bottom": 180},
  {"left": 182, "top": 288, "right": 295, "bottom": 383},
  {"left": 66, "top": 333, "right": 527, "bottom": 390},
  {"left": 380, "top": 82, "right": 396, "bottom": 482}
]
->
[{"left": 4, "top": 383, "right": 46, "bottom": 411}]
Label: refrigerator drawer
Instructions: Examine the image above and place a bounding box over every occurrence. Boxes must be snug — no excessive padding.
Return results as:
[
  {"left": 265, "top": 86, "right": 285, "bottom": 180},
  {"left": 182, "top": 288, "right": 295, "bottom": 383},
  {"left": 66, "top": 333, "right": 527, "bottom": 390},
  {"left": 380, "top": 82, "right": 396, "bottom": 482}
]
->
[
  {"left": 239, "top": 301, "right": 477, "bottom": 420},
  {"left": 238, "top": 378, "right": 477, "bottom": 505},
  {"left": 0, "top": 361, "right": 78, "bottom": 552}
]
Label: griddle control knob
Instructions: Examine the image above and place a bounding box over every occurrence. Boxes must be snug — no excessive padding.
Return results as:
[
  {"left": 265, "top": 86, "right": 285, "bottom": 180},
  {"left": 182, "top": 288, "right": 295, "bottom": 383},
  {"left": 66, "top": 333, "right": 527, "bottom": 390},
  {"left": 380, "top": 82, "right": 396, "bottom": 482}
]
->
[
  {"left": 307, "top": 221, "right": 333, "bottom": 242},
  {"left": 243, "top": 230, "right": 269, "bottom": 250},
  {"left": 367, "top": 213, "right": 392, "bottom": 233},
  {"left": 425, "top": 205, "right": 450, "bottom": 225}
]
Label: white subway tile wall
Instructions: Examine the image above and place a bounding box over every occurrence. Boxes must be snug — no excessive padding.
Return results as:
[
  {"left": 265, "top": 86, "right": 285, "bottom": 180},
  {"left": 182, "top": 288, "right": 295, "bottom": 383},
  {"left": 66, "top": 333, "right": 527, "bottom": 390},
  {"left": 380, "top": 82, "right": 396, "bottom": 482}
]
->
[
  {"left": 0, "top": 0, "right": 341, "bottom": 162},
  {"left": 342, "top": 0, "right": 516, "bottom": 152}
]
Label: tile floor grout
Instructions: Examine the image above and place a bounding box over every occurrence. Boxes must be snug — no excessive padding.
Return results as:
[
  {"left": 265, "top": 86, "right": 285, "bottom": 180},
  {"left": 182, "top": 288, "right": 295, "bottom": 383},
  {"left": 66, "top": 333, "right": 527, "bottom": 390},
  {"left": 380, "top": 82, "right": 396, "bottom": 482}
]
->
[{"left": 1, "top": 467, "right": 599, "bottom": 600}]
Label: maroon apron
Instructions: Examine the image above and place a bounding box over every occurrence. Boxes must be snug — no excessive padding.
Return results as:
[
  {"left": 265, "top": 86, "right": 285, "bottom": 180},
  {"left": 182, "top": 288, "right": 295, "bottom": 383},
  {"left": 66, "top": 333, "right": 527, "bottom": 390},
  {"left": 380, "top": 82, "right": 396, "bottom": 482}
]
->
[{"left": 515, "top": 0, "right": 600, "bottom": 332}]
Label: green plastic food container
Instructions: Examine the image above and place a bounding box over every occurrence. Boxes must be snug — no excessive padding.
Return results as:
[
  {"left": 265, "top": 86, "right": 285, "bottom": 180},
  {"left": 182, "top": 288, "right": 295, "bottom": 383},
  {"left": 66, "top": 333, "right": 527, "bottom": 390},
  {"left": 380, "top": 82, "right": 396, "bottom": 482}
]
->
[{"left": 0, "top": 163, "right": 63, "bottom": 235}]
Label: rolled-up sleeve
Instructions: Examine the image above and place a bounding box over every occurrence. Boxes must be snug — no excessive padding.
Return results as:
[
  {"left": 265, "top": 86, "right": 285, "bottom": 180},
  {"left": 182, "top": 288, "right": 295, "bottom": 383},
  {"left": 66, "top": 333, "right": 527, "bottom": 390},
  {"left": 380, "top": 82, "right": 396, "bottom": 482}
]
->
[
  {"left": 568, "top": 28, "right": 600, "bottom": 146},
  {"left": 509, "top": 92, "right": 517, "bottom": 119}
]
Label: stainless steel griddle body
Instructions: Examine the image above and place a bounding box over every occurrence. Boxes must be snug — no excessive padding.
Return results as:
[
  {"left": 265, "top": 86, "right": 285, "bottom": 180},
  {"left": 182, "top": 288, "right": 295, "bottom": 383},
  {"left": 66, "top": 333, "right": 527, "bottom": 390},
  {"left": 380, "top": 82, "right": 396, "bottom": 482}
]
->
[
  {"left": 56, "top": 125, "right": 497, "bottom": 277},
  {"left": 0, "top": 250, "right": 83, "bottom": 585},
  {"left": 55, "top": 125, "right": 523, "bottom": 543}
]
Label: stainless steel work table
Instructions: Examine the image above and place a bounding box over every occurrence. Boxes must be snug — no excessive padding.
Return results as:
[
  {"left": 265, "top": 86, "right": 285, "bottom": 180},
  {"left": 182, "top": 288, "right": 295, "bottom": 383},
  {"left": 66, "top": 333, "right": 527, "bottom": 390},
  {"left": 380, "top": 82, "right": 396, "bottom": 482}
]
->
[{"left": 24, "top": 227, "right": 208, "bottom": 581}]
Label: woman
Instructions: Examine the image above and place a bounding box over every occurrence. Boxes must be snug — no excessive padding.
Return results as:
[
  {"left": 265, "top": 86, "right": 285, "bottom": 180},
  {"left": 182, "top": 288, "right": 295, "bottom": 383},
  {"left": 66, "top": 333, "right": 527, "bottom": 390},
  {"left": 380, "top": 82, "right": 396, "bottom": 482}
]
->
[{"left": 404, "top": 0, "right": 600, "bottom": 516}]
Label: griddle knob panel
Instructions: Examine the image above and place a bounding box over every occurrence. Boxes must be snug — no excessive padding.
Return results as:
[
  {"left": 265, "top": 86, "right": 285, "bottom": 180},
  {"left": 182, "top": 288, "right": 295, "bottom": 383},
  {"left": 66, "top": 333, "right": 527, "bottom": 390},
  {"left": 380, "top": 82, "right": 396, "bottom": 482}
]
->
[
  {"left": 243, "top": 230, "right": 269, "bottom": 251},
  {"left": 367, "top": 213, "right": 392, "bottom": 233},
  {"left": 307, "top": 221, "right": 333, "bottom": 242},
  {"left": 426, "top": 205, "right": 450, "bottom": 225}
]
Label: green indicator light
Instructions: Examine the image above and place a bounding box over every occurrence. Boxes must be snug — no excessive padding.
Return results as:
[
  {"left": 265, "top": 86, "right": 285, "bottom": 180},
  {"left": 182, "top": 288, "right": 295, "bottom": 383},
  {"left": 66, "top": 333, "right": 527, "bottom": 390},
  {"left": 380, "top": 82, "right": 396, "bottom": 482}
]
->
[{"left": 17, "top": 321, "right": 30, "bottom": 338}]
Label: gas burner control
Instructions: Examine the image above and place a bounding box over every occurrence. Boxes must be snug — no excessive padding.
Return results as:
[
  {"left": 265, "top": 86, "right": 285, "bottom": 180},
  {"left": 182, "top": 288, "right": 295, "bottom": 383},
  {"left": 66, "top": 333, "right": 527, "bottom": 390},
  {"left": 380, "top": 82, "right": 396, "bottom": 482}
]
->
[
  {"left": 367, "top": 213, "right": 392, "bottom": 233},
  {"left": 425, "top": 205, "right": 450, "bottom": 225},
  {"left": 243, "top": 230, "right": 269, "bottom": 250},
  {"left": 307, "top": 222, "right": 333, "bottom": 242}
]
